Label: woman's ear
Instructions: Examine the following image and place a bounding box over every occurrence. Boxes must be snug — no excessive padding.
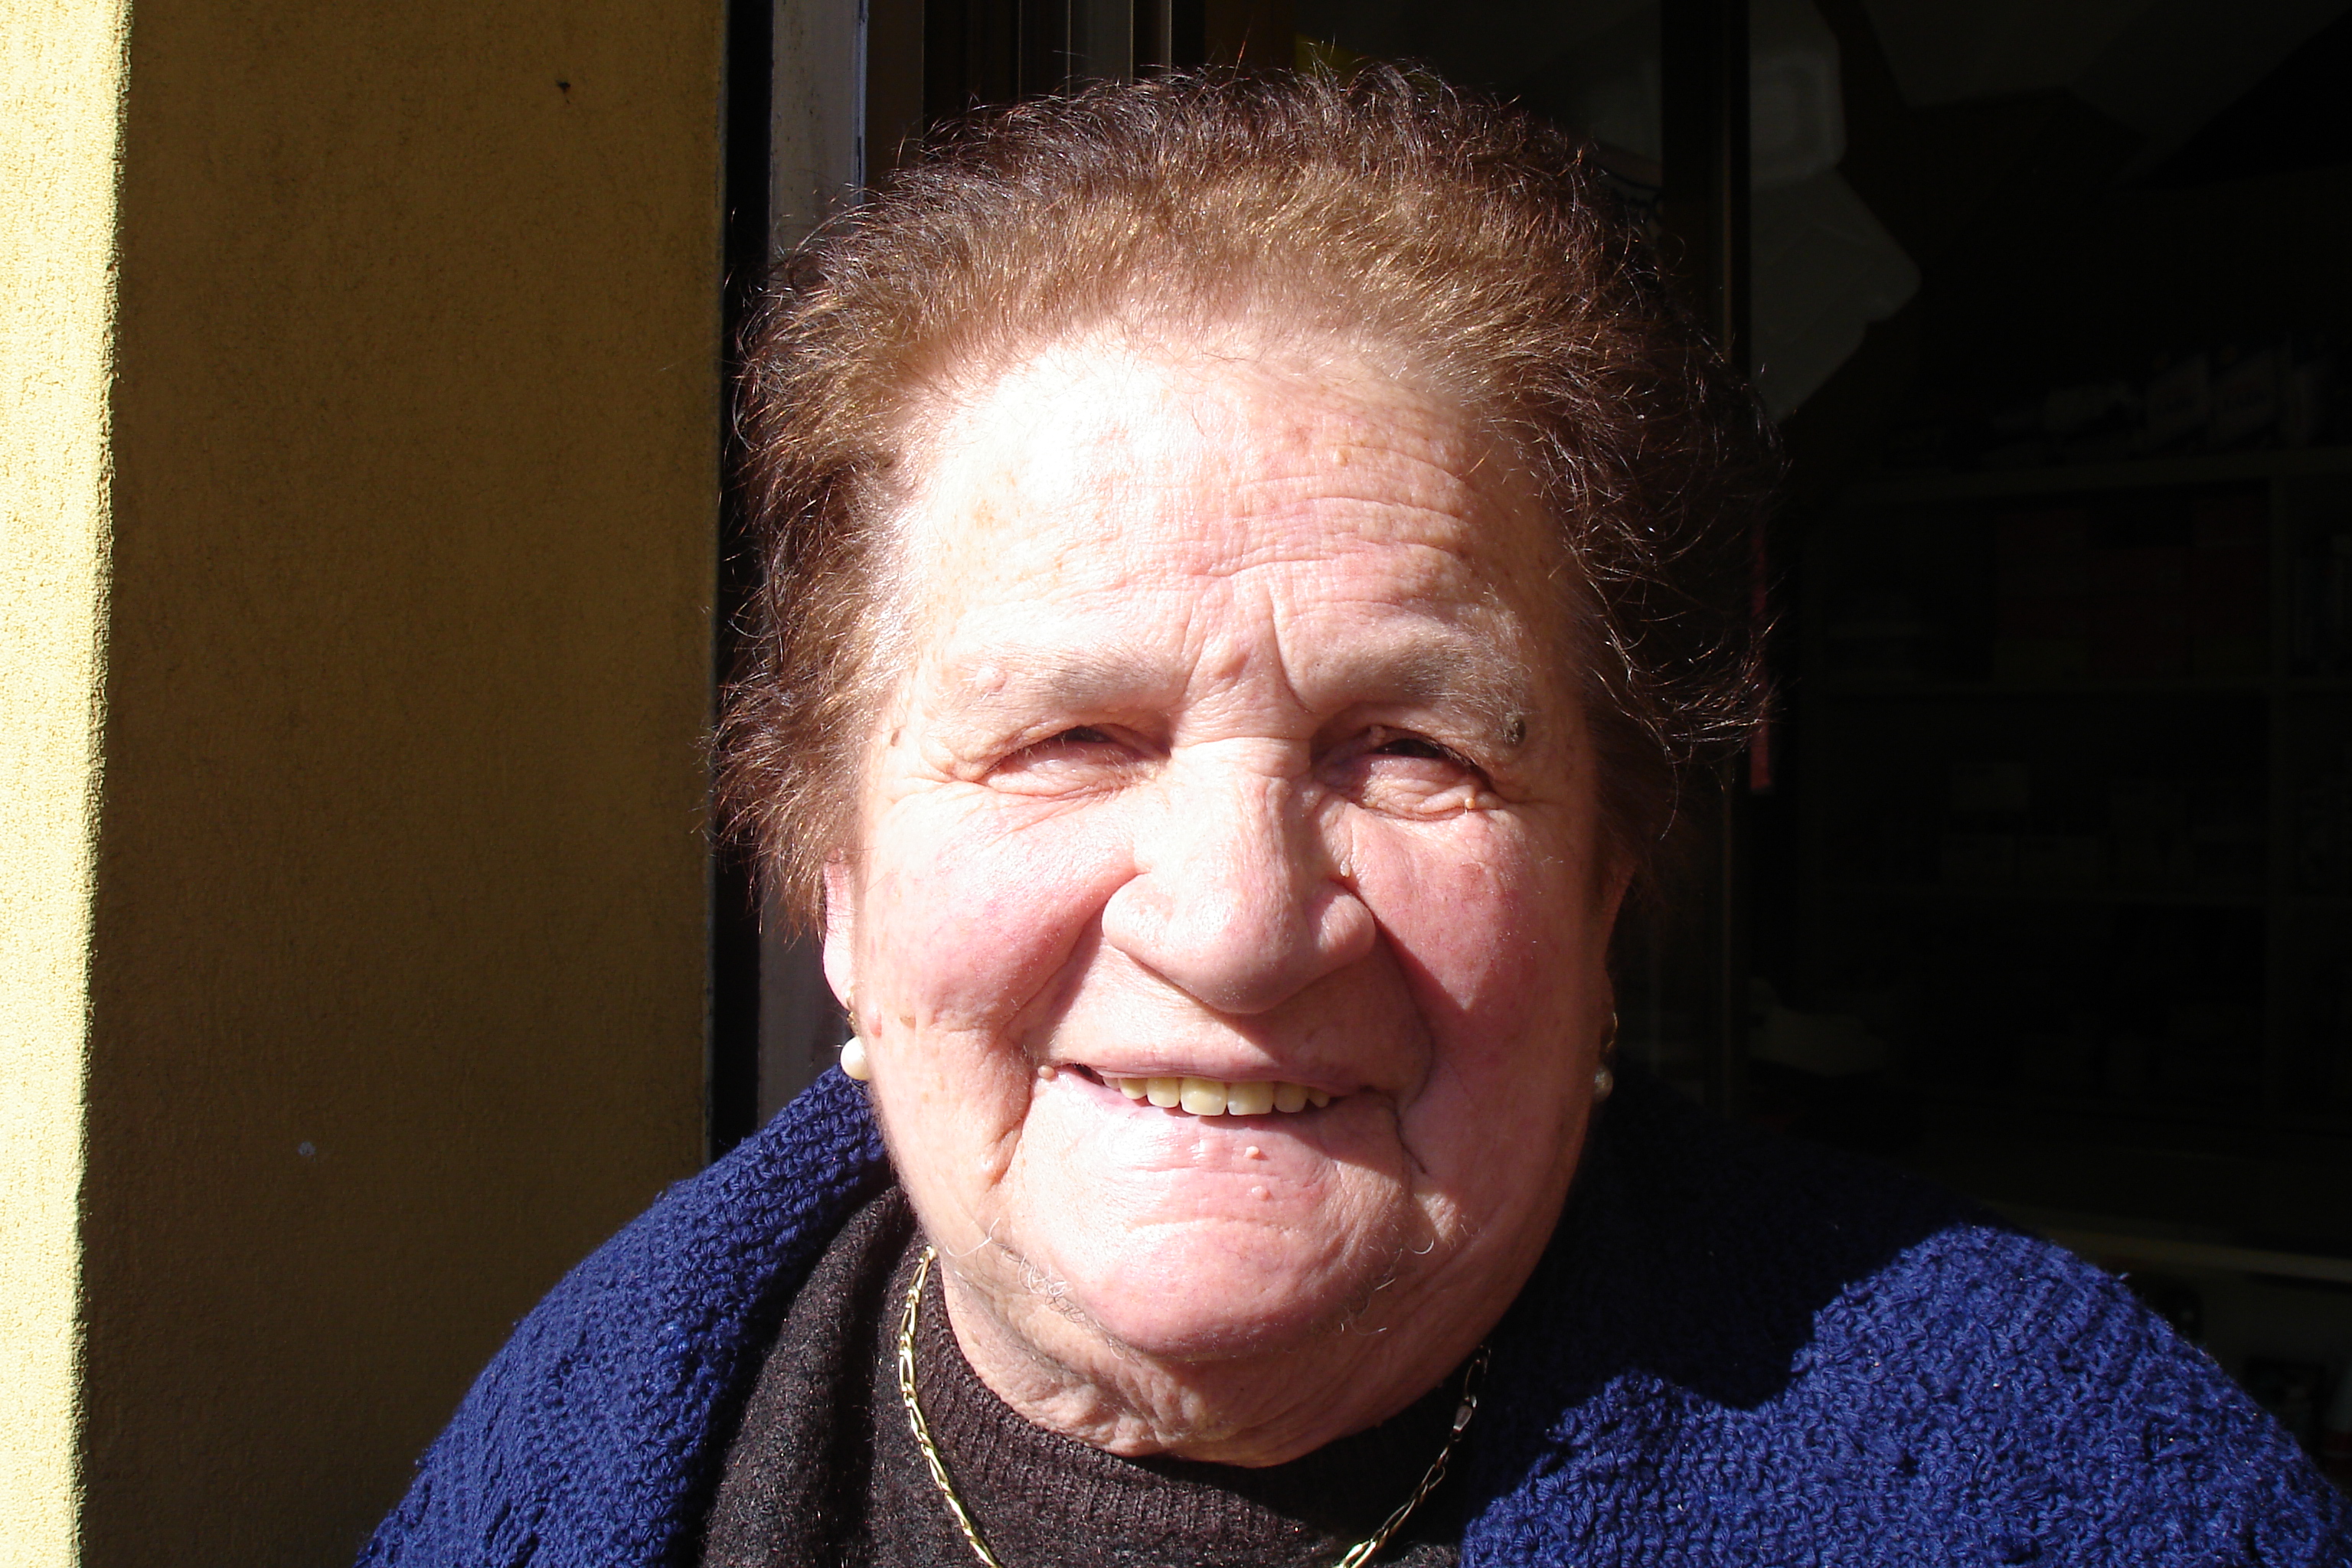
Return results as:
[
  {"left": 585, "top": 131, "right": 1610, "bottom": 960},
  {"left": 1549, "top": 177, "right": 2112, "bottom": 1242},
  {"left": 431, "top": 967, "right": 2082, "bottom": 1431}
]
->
[{"left": 820, "top": 857, "right": 860, "bottom": 1015}]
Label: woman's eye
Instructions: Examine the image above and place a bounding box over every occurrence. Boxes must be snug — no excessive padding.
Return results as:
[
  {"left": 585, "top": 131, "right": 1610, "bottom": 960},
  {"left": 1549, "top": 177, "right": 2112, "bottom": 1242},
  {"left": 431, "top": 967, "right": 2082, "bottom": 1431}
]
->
[
  {"left": 1325, "top": 729, "right": 1487, "bottom": 815},
  {"left": 988, "top": 725, "right": 1136, "bottom": 789},
  {"left": 1009, "top": 725, "right": 1119, "bottom": 756},
  {"left": 1018, "top": 726, "right": 1122, "bottom": 756},
  {"left": 1373, "top": 735, "right": 1458, "bottom": 763}
]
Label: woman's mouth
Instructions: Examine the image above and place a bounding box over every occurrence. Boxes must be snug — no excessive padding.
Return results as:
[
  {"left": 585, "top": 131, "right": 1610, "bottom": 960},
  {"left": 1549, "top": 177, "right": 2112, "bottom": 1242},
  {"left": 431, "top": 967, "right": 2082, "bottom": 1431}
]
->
[{"left": 1066, "top": 1065, "right": 1334, "bottom": 1116}]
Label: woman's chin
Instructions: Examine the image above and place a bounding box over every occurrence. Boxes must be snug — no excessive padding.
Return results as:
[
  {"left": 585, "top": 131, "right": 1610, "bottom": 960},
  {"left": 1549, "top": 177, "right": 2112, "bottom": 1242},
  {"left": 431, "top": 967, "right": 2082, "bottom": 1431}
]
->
[{"left": 1027, "top": 1214, "right": 1404, "bottom": 1364}]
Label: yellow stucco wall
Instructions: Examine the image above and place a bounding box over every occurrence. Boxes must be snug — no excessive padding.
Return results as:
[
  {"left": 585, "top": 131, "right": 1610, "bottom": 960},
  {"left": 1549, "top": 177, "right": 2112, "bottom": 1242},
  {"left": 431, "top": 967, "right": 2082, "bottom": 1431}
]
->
[
  {"left": 0, "top": 0, "right": 724, "bottom": 1559},
  {"left": 2, "top": 2, "right": 129, "bottom": 1561}
]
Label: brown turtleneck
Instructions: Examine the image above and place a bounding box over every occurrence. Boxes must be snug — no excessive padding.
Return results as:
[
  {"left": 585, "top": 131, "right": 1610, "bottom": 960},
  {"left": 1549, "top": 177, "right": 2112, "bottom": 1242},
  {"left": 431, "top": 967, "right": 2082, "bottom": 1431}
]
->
[{"left": 699, "top": 1188, "right": 1465, "bottom": 1567}]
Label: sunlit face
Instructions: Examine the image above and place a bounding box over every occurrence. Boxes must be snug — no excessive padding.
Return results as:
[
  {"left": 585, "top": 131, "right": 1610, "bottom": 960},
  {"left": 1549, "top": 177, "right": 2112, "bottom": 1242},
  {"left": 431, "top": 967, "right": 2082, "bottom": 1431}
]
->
[{"left": 822, "top": 325, "right": 1627, "bottom": 1463}]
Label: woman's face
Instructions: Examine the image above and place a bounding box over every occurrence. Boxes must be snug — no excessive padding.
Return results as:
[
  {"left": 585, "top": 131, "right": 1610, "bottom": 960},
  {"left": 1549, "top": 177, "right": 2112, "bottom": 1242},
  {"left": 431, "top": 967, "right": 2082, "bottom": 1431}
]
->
[{"left": 824, "top": 327, "right": 1626, "bottom": 1462}]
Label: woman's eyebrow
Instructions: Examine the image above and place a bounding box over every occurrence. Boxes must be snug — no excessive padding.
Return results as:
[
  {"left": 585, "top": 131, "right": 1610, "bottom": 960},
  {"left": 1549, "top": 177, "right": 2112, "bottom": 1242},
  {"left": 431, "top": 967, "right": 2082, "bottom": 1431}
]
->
[
  {"left": 926, "top": 642, "right": 1174, "bottom": 722},
  {"left": 1323, "top": 642, "right": 1536, "bottom": 739}
]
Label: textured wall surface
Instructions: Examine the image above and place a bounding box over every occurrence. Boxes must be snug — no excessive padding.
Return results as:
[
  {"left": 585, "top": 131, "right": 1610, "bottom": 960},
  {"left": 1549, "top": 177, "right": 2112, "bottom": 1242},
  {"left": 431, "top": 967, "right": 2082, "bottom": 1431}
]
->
[
  {"left": 0, "top": 2, "right": 130, "bottom": 1562},
  {"left": 53, "top": 0, "right": 724, "bottom": 1560}
]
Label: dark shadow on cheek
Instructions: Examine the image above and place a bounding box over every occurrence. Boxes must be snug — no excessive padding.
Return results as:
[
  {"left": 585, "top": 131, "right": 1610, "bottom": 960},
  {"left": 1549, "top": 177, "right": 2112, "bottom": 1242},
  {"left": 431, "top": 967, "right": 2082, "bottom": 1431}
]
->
[{"left": 1377, "top": 893, "right": 1595, "bottom": 1102}]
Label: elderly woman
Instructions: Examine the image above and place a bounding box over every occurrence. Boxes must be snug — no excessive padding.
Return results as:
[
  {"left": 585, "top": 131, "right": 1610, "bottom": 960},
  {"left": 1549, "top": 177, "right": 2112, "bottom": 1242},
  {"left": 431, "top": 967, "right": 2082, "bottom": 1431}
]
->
[{"left": 364, "top": 70, "right": 2348, "bottom": 1566}]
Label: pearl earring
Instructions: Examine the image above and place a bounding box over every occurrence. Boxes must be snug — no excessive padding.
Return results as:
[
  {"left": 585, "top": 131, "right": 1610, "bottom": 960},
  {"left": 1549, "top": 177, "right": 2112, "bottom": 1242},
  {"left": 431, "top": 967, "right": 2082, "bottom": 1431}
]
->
[{"left": 839, "top": 1032, "right": 871, "bottom": 1083}]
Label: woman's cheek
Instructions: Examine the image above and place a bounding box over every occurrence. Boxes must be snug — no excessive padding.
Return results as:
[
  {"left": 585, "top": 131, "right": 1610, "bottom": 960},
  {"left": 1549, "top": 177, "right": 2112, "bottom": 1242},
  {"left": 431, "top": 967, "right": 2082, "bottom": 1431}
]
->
[
  {"left": 1356, "top": 812, "right": 1573, "bottom": 1010},
  {"left": 858, "top": 795, "right": 1136, "bottom": 1241},
  {"left": 1367, "top": 810, "right": 1603, "bottom": 1156},
  {"left": 859, "top": 792, "right": 1133, "bottom": 1036}
]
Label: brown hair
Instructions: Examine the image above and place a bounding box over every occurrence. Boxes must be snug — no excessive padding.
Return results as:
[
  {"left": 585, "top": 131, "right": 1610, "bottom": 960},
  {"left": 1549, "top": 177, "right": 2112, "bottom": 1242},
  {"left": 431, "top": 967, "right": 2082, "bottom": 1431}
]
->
[{"left": 719, "top": 65, "right": 1773, "bottom": 929}]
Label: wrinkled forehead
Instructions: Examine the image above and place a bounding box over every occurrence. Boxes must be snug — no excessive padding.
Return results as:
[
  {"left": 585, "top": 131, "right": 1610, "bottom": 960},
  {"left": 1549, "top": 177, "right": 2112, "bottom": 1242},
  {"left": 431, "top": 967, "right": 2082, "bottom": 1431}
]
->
[{"left": 882, "top": 328, "right": 1563, "bottom": 641}]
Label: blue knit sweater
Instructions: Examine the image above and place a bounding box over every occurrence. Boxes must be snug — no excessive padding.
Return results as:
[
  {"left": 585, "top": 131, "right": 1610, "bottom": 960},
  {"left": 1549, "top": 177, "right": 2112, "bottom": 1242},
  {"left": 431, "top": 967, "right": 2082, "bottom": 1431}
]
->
[{"left": 361, "top": 1069, "right": 2351, "bottom": 1566}]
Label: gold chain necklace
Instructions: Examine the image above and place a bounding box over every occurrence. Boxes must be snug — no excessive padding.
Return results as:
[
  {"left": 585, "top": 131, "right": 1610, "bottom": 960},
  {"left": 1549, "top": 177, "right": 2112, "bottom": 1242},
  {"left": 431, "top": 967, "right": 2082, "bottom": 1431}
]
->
[{"left": 897, "top": 1244, "right": 1490, "bottom": 1568}]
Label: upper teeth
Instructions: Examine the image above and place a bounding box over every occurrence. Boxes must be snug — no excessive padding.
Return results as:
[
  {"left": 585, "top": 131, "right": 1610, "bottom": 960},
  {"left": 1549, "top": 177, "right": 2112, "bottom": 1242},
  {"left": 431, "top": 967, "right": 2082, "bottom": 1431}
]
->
[{"left": 1111, "top": 1076, "right": 1332, "bottom": 1116}]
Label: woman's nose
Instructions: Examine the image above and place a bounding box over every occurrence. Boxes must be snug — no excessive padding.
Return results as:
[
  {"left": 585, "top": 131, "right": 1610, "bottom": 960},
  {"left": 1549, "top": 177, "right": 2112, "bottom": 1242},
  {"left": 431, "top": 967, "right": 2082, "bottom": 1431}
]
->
[{"left": 1097, "top": 760, "right": 1377, "bottom": 1015}]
